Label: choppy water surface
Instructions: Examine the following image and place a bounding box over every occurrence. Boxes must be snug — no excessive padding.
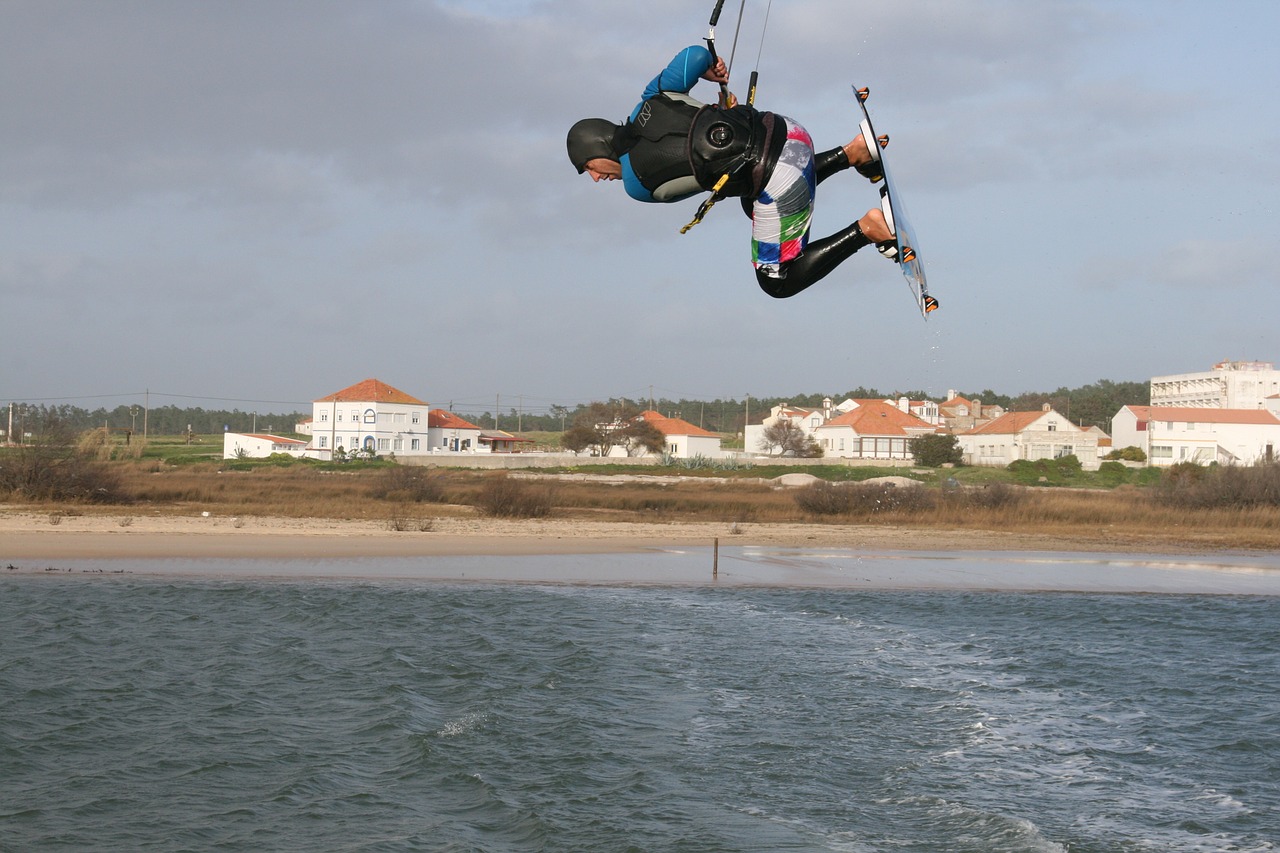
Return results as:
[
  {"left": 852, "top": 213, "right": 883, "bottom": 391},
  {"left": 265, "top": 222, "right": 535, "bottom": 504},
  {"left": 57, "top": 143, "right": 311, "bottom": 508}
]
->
[{"left": 2, "top": 564, "right": 1277, "bottom": 851}]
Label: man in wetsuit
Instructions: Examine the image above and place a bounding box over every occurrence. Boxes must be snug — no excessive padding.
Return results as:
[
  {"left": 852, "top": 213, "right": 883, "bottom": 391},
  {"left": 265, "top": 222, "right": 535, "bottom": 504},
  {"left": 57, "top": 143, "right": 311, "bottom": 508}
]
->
[{"left": 567, "top": 44, "right": 897, "bottom": 299}]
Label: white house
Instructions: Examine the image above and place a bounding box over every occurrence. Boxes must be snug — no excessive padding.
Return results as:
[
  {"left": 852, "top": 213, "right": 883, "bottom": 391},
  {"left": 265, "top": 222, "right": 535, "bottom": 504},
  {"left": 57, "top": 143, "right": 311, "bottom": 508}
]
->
[
  {"left": 310, "top": 378, "right": 430, "bottom": 458},
  {"left": 609, "top": 410, "right": 724, "bottom": 459},
  {"left": 427, "top": 408, "right": 484, "bottom": 453},
  {"left": 1111, "top": 405, "right": 1280, "bottom": 466},
  {"left": 814, "top": 399, "right": 940, "bottom": 461},
  {"left": 222, "top": 432, "right": 312, "bottom": 460},
  {"left": 744, "top": 399, "right": 843, "bottom": 455},
  {"left": 956, "top": 405, "right": 1101, "bottom": 470}
]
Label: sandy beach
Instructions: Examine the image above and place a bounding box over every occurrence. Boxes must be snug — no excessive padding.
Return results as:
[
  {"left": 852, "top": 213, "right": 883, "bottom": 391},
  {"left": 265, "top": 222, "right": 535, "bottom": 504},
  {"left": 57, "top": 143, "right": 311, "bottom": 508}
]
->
[
  {"left": 5, "top": 510, "right": 1279, "bottom": 595},
  {"left": 0, "top": 508, "right": 1229, "bottom": 560}
]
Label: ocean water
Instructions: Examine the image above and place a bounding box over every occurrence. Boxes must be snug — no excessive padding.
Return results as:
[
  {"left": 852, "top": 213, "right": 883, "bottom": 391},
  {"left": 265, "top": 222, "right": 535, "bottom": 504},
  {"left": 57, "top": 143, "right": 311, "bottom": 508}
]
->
[{"left": 2, "top": 557, "right": 1278, "bottom": 851}]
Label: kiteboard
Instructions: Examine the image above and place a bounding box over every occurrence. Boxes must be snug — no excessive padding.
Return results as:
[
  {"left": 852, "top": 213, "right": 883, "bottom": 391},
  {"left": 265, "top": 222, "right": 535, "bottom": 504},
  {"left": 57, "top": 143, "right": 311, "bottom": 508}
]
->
[{"left": 853, "top": 85, "right": 938, "bottom": 319}]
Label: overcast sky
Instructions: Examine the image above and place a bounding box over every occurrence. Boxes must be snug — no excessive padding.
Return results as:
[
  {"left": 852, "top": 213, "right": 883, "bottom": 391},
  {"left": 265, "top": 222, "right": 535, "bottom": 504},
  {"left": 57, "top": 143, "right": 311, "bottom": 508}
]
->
[{"left": 3, "top": 0, "right": 1277, "bottom": 417}]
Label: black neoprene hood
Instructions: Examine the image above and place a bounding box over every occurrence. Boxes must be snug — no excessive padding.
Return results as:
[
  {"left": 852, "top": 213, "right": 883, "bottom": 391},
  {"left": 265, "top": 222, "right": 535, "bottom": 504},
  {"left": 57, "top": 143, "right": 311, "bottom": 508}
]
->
[{"left": 567, "top": 118, "right": 622, "bottom": 172}]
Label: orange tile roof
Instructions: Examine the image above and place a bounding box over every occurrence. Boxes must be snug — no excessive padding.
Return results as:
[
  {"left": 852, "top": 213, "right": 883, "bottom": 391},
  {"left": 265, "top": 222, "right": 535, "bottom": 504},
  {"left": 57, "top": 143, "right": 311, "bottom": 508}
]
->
[
  {"left": 637, "top": 410, "right": 720, "bottom": 438},
  {"left": 1123, "top": 406, "right": 1280, "bottom": 426},
  {"left": 314, "top": 378, "right": 426, "bottom": 405},
  {"left": 965, "top": 410, "right": 1050, "bottom": 435},
  {"left": 427, "top": 409, "right": 482, "bottom": 430},
  {"left": 820, "top": 400, "right": 936, "bottom": 436}
]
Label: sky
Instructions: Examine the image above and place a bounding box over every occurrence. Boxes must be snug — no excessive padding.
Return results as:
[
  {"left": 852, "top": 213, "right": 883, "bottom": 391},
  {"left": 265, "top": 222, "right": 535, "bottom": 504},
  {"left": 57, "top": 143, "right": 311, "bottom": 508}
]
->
[{"left": 3, "top": 0, "right": 1278, "bottom": 419}]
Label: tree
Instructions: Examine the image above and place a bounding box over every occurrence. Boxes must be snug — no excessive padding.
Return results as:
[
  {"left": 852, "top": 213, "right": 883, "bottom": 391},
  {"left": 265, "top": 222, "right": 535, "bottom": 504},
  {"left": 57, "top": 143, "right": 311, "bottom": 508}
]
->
[
  {"left": 559, "top": 401, "right": 657, "bottom": 457},
  {"left": 759, "top": 420, "right": 821, "bottom": 457},
  {"left": 909, "top": 433, "right": 963, "bottom": 467},
  {"left": 616, "top": 418, "right": 665, "bottom": 457}
]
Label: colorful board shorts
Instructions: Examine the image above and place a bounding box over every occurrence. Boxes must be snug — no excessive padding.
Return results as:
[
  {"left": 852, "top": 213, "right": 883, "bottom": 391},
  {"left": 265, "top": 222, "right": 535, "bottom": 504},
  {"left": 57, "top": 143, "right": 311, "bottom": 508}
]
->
[{"left": 751, "top": 117, "right": 816, "bottom": 274}]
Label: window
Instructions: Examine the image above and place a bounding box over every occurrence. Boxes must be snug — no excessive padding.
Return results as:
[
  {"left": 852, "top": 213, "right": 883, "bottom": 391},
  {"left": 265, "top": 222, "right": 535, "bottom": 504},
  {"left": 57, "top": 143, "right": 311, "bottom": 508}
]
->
[
  {"left": 1151, "top": 445, "right": 1173, "bottom": 459},
  {"left": 364, "top": 409, "right": 376, "bottom": 424},
  {"left": 411, "top": 438, "right": 420, "bottom": 450},
  {"left": 351, "top": 409, "right": 359, "bottom": 421},
  {"left": 393, "top": 438, "right": 403, "bottom": 451},
  {"left": 319, "top": 436, "right": 327, "bottom": 448},
  {"left": 377, "top": 438, "right": 390, "bottom": 451},
  {"left": 412, "top": 412, "right": 420, "bottom": 425},
  {"left": 319, "top": 411, "right": 328, "bottom": 423}
]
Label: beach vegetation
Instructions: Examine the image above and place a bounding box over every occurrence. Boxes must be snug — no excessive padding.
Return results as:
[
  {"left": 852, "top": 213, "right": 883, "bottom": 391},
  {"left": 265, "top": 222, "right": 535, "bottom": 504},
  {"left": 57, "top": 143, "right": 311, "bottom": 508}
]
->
[{"left": 474, "top": 474, "right": 555, "bottom": 518}]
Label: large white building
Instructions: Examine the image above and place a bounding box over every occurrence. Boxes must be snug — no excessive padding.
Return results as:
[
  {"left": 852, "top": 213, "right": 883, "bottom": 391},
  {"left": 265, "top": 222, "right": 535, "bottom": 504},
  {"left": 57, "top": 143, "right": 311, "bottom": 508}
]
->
[
  {"left": 310, "top": 378, "right": 431, "bottom": 458},
  {"left": 1111, "top": 406, "right": 1280, "bottom": 466},
  {"left": 1150, "top": 360, "right": 1280, "bottom": 409}
]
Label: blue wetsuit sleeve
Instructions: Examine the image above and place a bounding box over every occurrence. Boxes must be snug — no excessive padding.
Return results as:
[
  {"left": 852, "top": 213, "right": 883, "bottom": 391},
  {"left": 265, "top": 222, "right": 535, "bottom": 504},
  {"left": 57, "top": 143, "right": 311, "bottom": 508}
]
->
[
  {"left": 622, "top": 45, "right": 714, "bottom": 203},
  {"left": 630, "top": 45, "right": 713, "bottom": 120}
]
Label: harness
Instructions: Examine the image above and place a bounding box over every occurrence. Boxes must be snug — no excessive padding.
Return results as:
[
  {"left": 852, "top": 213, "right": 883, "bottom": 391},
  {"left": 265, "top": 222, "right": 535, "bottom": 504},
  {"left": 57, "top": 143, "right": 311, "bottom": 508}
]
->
[{"left": 617, "top": 93, "right": 774, "bottom": 200}]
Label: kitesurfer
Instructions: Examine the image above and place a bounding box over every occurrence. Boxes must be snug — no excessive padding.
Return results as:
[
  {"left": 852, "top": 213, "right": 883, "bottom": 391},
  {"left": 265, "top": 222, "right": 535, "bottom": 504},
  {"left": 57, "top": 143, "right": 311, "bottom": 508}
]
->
[{"left": 567, "top": 44, "right": 896, "bottom": 299}]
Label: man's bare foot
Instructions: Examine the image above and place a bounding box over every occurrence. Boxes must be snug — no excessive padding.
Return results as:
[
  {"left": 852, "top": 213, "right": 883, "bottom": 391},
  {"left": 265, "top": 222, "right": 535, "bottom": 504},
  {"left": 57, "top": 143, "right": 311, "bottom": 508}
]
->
[
  {"left": 859, "top": 208, "right": 893, "bottom": 243},
  {"left": 844, "top": 134, "right": 873, "bottom": 168},
  {"left": 845, "top": 134, "right": 884, "bottom": 182}
]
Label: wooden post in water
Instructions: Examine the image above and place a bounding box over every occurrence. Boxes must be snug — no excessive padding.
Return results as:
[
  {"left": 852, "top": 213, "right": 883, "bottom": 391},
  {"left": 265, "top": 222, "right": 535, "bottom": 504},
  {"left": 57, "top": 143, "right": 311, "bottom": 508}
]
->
[{"left": 713, "top": 537, "right": 719, "bottom": 580}]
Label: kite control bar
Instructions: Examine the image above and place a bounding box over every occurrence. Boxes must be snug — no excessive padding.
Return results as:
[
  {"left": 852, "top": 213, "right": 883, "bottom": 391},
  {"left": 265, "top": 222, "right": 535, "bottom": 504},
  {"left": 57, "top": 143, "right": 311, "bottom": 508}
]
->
[{"left": 705, "top": 0, "right": 731, "bottom": 107}]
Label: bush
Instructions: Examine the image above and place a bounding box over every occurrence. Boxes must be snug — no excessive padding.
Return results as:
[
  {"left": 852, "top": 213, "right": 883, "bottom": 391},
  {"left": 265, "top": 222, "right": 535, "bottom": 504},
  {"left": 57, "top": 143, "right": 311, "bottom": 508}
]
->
[
  {"left": 1007, "top": 455, "right": 1084, "bottom": 485},
  {"left": 372, "top": 465, "right": 445, "bottom": 502},
  {"left": 1097, "top": 460, "right": 1131, "bottom": 486},
  {"left": 1152, "top": 462, "right": 1280, "bottom": 509},
  {"left": 1105, "top": 445, "right": 1147, "bottom": 462},
  {"left": 943, "top": 482, "right": 1023, "bottom": 510},
  {"left": 794, "top": 481, "right": 855, "bottom": 516},
  {"left": 795, "top": 481, "right": 937, "bottom": 517},
  {"left": 909, "top": 433, "right": 964, "bottom": 467},
  {"left": 0, "top": 428, "right": 125, "bottom": 503},
  {"left": 474, "top": 474, "right": 554, "bottom": 518}
]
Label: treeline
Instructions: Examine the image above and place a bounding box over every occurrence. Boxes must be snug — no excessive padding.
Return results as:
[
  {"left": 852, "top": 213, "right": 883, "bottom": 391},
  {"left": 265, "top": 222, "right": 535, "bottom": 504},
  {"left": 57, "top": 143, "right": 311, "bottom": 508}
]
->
[
  {"left": 0, "top": 403, "right": 306, "bottom": 439},
  {"left": 4, "top": 379, "right": 1149, "bottom": 439},
  {"left": 457, "top": 379, "right": 1150, "bottom": 435}
]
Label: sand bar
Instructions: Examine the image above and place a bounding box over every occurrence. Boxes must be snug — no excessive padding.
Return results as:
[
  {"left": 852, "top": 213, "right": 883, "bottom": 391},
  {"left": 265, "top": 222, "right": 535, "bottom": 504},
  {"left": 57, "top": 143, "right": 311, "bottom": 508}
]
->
[
  {"left": 4, "top": 511, "right": 1280, "bottom": 595},
  {"left": 1, "top": 511, "right": 1184, "bottom": 560}
]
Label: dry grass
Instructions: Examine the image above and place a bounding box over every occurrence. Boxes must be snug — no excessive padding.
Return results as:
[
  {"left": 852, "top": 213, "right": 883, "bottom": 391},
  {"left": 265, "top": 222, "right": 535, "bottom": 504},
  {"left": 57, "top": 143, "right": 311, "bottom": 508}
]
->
[{"left": 9, "top": 461, "right": 1280, "bottom": 551}]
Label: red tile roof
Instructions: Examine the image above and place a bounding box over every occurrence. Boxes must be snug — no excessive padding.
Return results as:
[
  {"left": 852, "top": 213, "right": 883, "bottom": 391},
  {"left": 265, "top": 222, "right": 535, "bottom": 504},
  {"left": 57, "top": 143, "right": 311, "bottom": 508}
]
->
[
  {"left": 1123, "top": 406, "right": 1280, "bottom": 426},
  {"left": 314, "top": 378, "right": 426, "bottom": 405},
  {"left": 820, "top": 400, "right": 936, "bottom": 436},
  {"left": 636, "top": 410, "right": 720, "bottom": 438},
  {"left": 965, "top": 410, "right": 1051, "bottom": 435},
  {"left": 428, "top": 409, "right": 482, "bottom": 430}
]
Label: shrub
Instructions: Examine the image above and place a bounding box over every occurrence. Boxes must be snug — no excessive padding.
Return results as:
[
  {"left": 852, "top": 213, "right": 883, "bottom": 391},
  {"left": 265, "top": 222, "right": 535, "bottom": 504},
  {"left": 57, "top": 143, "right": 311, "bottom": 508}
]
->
[
  {"left": 794, "top": 481, "right": 854, "bottom": 516},
  {"left": 0, "top": 429, "right": 125, "bottom": 503},
  {"left": 1152, "top": 462, "right": 1280, "bottom": 509},
  {"left": 474, "top": 474, "right": 554, "bottom": 518},
  {"left": 1096, "top": 460, "right": 1131, "bottom": 486},
  {"left": 794, "top": 481, "right": 937, "bottom": 517},
  {"left": 1105, "top": 445, "right": 1147, "bottom": 462},
  {"left": 909, "top": 433, "right": 963, "bottom": 467},
  {"left": 372, "top": 465, "right": 445, "bottom": 502}
]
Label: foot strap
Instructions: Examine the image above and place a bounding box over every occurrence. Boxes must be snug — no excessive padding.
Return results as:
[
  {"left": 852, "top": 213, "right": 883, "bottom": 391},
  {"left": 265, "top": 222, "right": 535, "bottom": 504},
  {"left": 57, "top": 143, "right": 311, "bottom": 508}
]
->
[{"left": 857, "top": 119, "right": 885, "bottom": 183}]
